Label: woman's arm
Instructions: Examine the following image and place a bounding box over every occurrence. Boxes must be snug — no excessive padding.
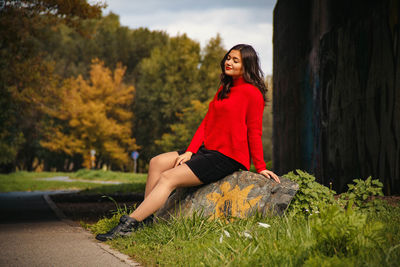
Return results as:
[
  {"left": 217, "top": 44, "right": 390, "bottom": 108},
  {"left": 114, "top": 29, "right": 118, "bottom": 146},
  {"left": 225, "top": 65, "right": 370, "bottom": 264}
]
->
[
  {"left": 186, "top": 116, "right": 206, "bottom": 153},
  {"left": 246, "top": 89, "right": 266, "bottom": 172},
  {"left": 177, "top": 110, "right": 208, "bottom": 167},
  {"left": 246, "top": 88, "right": 280, "bottom": 183},
  {"left": 186, "top": 86, "right": 222, "bottom": 153}
]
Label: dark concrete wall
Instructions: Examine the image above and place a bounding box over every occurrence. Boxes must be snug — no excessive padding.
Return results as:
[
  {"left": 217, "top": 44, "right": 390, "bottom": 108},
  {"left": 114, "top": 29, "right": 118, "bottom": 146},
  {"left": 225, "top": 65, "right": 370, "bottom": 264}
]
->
[{"left": 273, "top": 0, "right": 400, "bottom": 194}]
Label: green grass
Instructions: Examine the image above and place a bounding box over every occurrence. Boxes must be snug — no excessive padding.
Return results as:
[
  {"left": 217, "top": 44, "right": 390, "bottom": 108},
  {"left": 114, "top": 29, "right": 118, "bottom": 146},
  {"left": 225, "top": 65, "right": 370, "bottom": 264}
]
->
[
  {"left": 0, "top": 170, "right": 147, "bottom": 193},
  {"left": 89, "top": 205, "right": 400, "bottom": 266}
]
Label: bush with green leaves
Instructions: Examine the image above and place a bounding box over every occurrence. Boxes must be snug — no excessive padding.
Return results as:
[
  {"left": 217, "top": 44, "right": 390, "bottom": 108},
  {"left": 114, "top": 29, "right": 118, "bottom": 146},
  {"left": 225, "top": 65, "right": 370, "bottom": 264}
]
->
[
  {"left": 338, "top": 176, "right": 385, "bottom": 211},
  {"left": 284, "top": 170, "right": 336, "bottom": 216},
  {"left": 309, "top": 202, "right": 385, "bottom": 256}
]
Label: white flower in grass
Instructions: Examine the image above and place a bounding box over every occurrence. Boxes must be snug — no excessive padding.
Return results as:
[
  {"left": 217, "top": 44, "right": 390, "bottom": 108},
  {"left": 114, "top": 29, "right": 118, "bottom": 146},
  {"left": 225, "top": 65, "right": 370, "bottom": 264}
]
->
[
  {"left": 223, "top": 230, "right": 231, "bottom": 237},
  {"left": 314, "top": 210, "right": 320, "bottom": 214},
  {"left": 243, "top": 231, "right": 252, "bottom": 239},
  {"left": 219, "top": 234, "right": 223, "bottom": 243},
  {"left": 258, "top": 222, "right": 271, "bottom": 228}
]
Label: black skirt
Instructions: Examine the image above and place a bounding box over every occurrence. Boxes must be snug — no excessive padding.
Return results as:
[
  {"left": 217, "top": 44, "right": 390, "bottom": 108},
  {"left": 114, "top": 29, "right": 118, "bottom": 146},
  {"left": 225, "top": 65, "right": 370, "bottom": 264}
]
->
[{"left": 177, "top": 145, "right": 245, "bottom": 184}]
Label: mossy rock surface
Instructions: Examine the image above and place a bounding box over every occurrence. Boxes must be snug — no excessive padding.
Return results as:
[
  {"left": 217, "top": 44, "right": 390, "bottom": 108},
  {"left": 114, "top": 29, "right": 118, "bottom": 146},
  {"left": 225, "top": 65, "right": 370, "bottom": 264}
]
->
[{"left": 156, "top": 170, "right": 299, "bottom": 220}]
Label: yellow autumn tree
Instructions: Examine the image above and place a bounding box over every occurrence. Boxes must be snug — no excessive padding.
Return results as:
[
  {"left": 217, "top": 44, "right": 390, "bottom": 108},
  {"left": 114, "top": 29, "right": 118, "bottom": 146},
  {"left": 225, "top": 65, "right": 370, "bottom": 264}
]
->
[{"left": 41, "top": 59, "right": 138, "bottom": 169}]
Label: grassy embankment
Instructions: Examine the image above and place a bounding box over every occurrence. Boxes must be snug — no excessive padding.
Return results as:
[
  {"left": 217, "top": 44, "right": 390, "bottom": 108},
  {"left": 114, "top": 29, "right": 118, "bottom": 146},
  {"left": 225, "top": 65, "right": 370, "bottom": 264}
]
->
[
  {"left": 89, "top": 204, "right": 400, "bottom": 266},
  {"left": 0, "top": 169, "right": 146, "bottom": 193},
  {"left": 87, "top": 170, "right": 400, "bottom": 266}
]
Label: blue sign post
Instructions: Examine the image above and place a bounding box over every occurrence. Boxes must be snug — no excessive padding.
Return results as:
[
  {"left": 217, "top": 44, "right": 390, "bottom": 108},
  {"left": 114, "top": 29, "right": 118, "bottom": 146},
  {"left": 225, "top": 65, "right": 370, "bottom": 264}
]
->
[
  {"left": 90, "top": 149, "right": 96, "bottom": 169},
  {"left": 131, "top": 151, "right": 139, "bottom": 173},
  {"left": 131, "top": 151, "right": 139, "bottom": 160}
]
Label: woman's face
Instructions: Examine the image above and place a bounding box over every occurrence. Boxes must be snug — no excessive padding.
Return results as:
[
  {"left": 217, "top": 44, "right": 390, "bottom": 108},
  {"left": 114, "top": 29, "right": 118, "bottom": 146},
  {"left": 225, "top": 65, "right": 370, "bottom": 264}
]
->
[{"left": 224, "top": 49, "right": 244, "bottom": 78}]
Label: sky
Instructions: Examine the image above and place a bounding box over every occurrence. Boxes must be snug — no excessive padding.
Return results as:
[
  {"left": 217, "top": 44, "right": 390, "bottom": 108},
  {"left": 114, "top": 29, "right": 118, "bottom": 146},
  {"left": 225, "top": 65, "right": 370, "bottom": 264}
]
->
[{"left": 102, "top": 0, "right": 278, "bottom": 75}]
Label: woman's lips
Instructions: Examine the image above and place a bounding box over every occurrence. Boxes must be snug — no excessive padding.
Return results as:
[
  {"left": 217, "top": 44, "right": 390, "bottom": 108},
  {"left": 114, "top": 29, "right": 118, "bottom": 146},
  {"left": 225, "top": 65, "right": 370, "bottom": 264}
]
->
[{"left": 225, "top": 66, "right": 232, "bottom": 70}]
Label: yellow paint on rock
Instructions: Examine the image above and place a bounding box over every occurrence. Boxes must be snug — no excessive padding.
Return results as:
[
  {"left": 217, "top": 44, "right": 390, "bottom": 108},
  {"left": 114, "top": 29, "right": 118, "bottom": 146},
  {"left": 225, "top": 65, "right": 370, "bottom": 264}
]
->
[{"left": 206, "top": 181, "right": 262, "bottom": 219}]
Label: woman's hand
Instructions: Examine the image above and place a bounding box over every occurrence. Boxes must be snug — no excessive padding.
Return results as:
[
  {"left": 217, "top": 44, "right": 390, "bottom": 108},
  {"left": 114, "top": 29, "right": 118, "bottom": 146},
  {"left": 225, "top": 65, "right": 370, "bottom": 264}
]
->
[
  {"left": 174, "top": 151, "right": 193, "bottom": 167},
  {"left": 260, "top": 170, "right": 281, "bottom": 183}
]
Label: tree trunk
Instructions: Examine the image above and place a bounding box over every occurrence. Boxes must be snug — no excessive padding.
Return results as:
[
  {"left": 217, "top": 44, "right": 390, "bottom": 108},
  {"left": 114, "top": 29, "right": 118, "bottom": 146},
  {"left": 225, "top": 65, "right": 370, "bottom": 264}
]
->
[{"left": 273, "top": 0, "right": 400, "bottom": 194}]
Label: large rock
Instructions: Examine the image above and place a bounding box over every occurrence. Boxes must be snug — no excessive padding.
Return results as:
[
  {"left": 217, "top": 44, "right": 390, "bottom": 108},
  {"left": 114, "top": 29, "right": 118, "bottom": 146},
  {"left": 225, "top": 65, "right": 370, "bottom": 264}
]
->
[{"left": 155, "top": 171, "right": 299, "bottom": 220}]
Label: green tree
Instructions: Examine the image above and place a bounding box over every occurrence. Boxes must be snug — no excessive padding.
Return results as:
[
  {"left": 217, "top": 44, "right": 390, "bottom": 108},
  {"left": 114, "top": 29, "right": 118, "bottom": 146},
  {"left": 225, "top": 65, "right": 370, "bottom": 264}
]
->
[
  {"left": 45, "top": 13, "right": 169, "bottom": 82},
  {"left": 134, "top": 34, "right": 203, "bottom": 161},
  {"left": 155, "top": 99, "right": 210, "bottom": 152},
  {"left": 155, "top": 35, "right": 226, "bottom": 153},
  {"left": 198, "top": 34, "right": 226, "bottom": 100}
]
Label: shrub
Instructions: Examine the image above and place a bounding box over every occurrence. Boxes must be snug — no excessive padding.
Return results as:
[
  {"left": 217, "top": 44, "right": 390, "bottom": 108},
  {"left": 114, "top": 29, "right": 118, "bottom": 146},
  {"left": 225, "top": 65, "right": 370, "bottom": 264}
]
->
[
  {"left": 338, "top": 176, "right": 385, "bottom": 211},
  {"left": 284, "top": 170, "right": 336, "bottom": 216},
  {"left": 309, "top": 202, "right": 385, "bottom": 256}
]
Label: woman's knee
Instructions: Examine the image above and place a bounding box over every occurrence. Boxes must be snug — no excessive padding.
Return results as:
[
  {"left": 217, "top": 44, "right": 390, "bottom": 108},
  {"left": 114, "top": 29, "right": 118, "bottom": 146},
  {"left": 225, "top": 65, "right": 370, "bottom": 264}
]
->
[
  {"left": 149, "top": 155, "right": 161, "bottom": 170},
  {"left": 149, "top": 152, "right": 178, "bottom": 171},
  {"left": 157, "top": 171, "right": 177, "bottom": 190},
  {"left": 149, "top": 154, "right": 166, "bottom": 172}
]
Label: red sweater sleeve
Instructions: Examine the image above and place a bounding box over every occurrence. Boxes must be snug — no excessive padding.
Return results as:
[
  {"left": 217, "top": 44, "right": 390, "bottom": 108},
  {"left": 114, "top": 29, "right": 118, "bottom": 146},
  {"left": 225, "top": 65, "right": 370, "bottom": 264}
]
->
[
  {"left": 186, "top": 116, "right": 206, "bottom": 153},
  {"left": 246, "top": 89, "right": 267, "bottom": 172},
  {"left": 186, "top": 87, "right": 221, "bottom": 153}
]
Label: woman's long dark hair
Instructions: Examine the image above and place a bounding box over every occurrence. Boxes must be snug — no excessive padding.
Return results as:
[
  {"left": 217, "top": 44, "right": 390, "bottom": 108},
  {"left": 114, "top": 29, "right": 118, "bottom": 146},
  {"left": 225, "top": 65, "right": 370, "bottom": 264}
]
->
[{"left": 218, "top": 44, "right": 267, "bottom": 103}]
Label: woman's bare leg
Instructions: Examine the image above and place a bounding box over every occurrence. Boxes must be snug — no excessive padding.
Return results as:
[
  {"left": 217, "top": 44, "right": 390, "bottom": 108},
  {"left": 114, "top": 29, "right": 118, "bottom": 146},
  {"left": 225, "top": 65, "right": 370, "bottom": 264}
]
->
[
  {"left": 130, "top": 164, "right": 202, "bottom": 221},
  {"left": 145, "top": 151, "right": 180, "bottom": 198}
]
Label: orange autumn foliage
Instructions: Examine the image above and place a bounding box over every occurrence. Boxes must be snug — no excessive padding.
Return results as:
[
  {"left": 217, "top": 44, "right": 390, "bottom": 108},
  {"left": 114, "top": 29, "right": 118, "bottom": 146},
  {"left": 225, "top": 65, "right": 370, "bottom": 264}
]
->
[{"left": 41, "top": 59, "right": 138, "bottom": 169}]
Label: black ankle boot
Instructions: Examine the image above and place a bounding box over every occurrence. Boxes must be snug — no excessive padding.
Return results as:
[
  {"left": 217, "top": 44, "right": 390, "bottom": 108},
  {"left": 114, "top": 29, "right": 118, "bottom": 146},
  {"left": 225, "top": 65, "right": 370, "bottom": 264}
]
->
[
  {"left": 96, "top": 215, "right": 139, "bottom": 242},
  {"left": 142, "top": 214, "right": 154, "bottom": 226}
]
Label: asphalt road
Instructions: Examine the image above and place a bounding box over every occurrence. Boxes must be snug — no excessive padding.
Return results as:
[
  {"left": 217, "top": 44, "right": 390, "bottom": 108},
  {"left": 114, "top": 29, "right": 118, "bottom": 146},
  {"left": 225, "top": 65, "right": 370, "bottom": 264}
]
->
[{"left": 0, "top": 191, "right": 139, "bottom": 267}]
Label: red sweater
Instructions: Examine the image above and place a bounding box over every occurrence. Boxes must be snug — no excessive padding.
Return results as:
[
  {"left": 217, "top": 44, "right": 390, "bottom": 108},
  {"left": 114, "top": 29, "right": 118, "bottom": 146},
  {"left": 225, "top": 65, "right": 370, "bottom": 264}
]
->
[{"left": 186, "top": 77, "right": 267, "bottom": 172}]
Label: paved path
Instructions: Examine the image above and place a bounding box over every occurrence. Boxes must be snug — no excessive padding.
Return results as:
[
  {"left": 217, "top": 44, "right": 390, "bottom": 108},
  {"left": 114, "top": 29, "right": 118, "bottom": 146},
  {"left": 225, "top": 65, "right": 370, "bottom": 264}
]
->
[{"left": 0, "top": 192, "right": 140, "bottom": 267}]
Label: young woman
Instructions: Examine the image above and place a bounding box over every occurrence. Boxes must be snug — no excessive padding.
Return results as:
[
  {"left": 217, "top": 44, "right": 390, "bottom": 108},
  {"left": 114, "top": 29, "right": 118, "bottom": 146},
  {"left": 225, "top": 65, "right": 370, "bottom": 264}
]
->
[{"left": 96, "top": 44, "right": 280, "bottom": 241}]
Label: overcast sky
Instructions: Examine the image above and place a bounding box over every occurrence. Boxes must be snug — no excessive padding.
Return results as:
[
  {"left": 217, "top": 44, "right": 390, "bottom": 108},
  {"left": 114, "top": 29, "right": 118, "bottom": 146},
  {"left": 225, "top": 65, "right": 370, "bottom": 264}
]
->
[{"left": 102, "top": 0, "right": 278, "bottom": 75}]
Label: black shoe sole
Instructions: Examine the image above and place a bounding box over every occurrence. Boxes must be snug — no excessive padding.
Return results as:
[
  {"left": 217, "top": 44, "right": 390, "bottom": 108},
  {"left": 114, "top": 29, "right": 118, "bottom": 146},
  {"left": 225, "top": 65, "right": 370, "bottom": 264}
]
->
[{"left": 95, "top": 234, "right": 109, "bottom": 242}]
